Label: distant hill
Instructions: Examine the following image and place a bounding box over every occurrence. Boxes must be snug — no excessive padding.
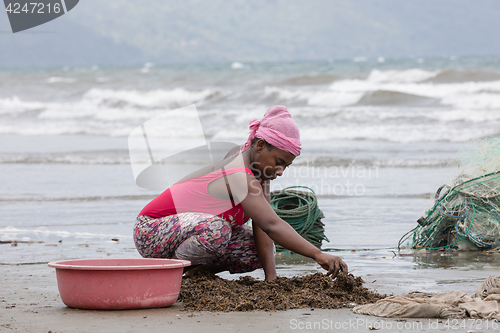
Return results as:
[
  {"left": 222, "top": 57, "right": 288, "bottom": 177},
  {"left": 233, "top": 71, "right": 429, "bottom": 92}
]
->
[{"left": 1, "top": 0, "right": 500, "bottom": 67}]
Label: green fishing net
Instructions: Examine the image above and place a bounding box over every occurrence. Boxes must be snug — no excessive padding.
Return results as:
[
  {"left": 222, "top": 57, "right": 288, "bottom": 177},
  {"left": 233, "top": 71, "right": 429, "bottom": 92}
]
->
[{"left": 400, "top": 137, "right": 500, "bottom": 251}]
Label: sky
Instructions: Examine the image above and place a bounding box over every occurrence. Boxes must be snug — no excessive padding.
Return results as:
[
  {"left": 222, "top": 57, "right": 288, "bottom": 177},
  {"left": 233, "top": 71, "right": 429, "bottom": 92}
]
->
[{"left": 1, "top": 0, "right": 500, "bottom": 67}]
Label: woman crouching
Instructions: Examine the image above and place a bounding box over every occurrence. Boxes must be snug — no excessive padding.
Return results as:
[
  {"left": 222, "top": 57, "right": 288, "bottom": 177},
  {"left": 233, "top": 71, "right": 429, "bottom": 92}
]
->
[{"left": 134, "top": 105, "right": 347, "bottom": 281}]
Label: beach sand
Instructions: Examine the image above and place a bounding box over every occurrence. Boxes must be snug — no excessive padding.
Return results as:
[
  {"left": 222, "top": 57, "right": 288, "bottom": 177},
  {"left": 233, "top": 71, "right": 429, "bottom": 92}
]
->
[
  {"left": 0, "top": 264, "right": 436, "bottom": 333},
  {"left": 2, "top": 242, "right": 499, "bottom": 333}
]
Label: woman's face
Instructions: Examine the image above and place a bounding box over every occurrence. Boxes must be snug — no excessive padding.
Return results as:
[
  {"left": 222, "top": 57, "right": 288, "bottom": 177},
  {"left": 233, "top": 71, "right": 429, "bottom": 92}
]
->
[{"left": 251, "top": 139, "right": 296, "bottom": 180}]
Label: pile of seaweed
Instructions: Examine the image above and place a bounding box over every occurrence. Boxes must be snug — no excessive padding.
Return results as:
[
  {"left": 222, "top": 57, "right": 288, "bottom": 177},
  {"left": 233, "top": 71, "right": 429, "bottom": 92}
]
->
[{"left": 179, "top": 272, "right": 384, "bottom": 312}]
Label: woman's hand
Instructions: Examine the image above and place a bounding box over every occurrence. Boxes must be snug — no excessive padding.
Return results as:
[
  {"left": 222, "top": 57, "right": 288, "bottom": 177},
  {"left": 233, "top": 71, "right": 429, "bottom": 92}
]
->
[
  {"left": 239, "top": 176, "right": 349, "bottom": 278},
  {"left": 314, "top": 252, "right": 348, "bottom": 278}
]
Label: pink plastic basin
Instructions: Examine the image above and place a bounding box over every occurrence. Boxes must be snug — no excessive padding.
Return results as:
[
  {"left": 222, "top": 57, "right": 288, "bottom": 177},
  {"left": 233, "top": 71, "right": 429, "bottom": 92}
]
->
[{"left": 48, "top": 258, "right": 191, "bottom": 310}]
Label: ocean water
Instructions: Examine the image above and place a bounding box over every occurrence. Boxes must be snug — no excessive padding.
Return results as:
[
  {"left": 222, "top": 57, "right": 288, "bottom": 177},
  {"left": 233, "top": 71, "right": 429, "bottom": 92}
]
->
[{"left": 2, "top": 56, "right": 500, "bottom": 292}]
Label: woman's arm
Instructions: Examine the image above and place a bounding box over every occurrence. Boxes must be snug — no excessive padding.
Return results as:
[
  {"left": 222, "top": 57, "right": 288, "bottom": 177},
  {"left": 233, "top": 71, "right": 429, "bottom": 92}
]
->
[
  {"left": 240, "top": 176, "right": 348, "bottom": 277},
  {"left": 252, "top": 179, "right": 277, "bottom": 281},
  {"left": 252, "top": 221, "right": 277, "bottom": 281}
]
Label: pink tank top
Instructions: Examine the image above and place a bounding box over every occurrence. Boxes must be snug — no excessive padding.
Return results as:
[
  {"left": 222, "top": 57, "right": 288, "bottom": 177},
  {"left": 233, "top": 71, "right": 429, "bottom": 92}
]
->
[{"left": 139, "top": 167, "right": 254, "bottom": 227}]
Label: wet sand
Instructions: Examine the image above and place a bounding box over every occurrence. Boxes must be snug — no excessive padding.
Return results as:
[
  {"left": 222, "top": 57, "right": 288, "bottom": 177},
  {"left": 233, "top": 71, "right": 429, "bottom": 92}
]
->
[
  {"left": 0, "top": 264, "right": 453, "bottom": 333},
  {"left": 2, "top": 242, "right": 500, "bottom": 332}
]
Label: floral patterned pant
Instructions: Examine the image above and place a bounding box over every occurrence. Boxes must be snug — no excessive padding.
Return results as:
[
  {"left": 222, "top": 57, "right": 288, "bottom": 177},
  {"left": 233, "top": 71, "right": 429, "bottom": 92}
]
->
[{"left": 133, "top": 213, "right": 264, "bottom": 273}]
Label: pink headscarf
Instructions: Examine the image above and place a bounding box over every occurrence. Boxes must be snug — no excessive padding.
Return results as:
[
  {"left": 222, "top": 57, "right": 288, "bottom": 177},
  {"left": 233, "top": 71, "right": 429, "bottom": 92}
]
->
[{"left": 241, "top": 105, "right": 301, "bottom": 156}]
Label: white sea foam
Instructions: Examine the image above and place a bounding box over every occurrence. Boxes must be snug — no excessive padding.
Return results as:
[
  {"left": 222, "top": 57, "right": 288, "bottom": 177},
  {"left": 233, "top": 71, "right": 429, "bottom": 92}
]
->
[
  {"left": 367, "top": 69, "right": 439, "bottom": 83},
  {"left": 0, "top": 226, "right": 131, "bottom": 240},
  {"left": 298, "top": 124, "right": 498, "bottom": 143},
  {"left": 32, "top": 87, "right": 230, "bottom": 130},
  {"left": 353, "top": 56, "right": 367, "bottom": 63},
  {"left": 210, "top": 119, "right": 498, "bottom": 143},
  {"left": 0, "top": 153, "right": 130, "bottom": 164},
  {"left": 3, "top": 67, "right": 500, "bottom": 143},
  {"left": 140, "top": 62, "right": 154, "bottom": 74},
  {"left": 47, "top": 76, "right": 77, "bottom": 84},
  {"left": 2, "top": 87, "right": 224, "bottom": 121},
  {"left": 231, "top": 62, "right": 245, "bottom": 69},
  {"left": 0, "top": 118, "right": 137, "bottom": 136},
  {"left": 291, "top": 156, "right": 451, "bottom": 168},
  {"left": 441, "top": 92, "right": 500, "bottom": 109},
  {"left": 264, "top": 86, "right": 362, "bottom": 106},
  {"left": 83, "top": 87, "right": 222, "bottom": 109},
  {"left": 266, "top": 77, "right": 500, "bottom": 109},
  {"left": 328, "top": 76, "right": 500, "bottom": 109},
  {"left": 0, "top": 96, "right": 45, "bottom": 114},
  {"left": 2, "top": 101, "right": 499, "bottom": 142},
  {"left": 96, "top": 77, "right": 111, "bottom": 83},
  {"left": 332, "top": 107, "right": 500, "bottom": 123}
]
